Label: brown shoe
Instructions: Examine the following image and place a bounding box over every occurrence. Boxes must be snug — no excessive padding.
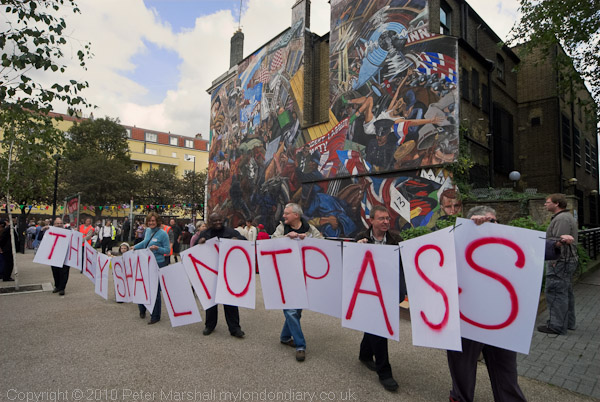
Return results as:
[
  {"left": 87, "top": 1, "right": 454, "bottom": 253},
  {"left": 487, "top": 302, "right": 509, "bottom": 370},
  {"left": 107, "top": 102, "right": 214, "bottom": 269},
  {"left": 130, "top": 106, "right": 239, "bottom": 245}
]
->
[
  {"left": 296, "top": 350, "right": 305, "bottom": 362},
  {"left": 280, "top": 339, "right": 295, "bottom": 347}
]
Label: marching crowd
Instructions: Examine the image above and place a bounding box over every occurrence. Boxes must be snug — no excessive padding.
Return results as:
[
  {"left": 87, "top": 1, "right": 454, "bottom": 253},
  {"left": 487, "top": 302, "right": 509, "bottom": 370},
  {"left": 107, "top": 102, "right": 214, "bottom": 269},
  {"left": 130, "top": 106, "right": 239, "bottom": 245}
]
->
[{"left": 2, "top": 193, "right": 580, "bottom": 401}]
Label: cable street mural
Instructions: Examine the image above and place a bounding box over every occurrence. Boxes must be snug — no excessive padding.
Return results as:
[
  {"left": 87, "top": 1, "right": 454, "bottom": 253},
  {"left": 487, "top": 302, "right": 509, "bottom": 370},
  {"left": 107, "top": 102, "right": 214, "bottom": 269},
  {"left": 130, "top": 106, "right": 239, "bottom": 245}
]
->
[{"left": 208, "top": 0, "right": 461, "bottom": 237}]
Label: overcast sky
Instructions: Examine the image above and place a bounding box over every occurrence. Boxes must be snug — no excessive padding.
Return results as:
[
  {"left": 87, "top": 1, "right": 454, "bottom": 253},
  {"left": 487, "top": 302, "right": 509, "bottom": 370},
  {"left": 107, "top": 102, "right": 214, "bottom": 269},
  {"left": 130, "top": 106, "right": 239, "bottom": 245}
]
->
[{"left": 41, "top": 0, "right": 520, "bottom": 137}]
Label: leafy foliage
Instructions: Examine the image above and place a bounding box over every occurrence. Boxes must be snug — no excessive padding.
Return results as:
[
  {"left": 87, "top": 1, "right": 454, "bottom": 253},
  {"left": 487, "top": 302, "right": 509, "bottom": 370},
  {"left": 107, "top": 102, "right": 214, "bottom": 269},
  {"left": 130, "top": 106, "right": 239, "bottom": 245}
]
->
[
  {"left": 60, "top": 117, "right": 138, "bottom": 207},
  {"left": 1, "top": 0, "right": 91, "bottom": 113},
  {"left": 135, "top": 167, "right": 180, "bottom": 207},
  {"left": 179, "top": 168, "right": 207, "bottom": 207},
  {"left": 1, "top": 0, "right": 91, "bottom": 227},
  {"left": 508, "top": 0, "right": 600, "bottom": 121}
]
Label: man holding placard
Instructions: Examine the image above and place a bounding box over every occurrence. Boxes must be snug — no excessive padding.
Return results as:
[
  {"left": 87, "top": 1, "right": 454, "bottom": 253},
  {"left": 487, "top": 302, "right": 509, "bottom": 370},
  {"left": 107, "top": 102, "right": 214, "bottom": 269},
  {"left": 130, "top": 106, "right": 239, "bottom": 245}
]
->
[
  {"left": 272, "top": 203, "right": 323, "bottom": 362},
  {"left": 447, "top": 206, "right": 526, "bottom": 402},
  {"left": 50, "top": 217, "right": 70, "bottom": 295},
  {"left": 355, "top": 205, "right": 403, "bottom": 392},
  {"left": 538, "top": 193, "right": 578, "bottom": 335},
  {"left": 197, "top": 212, "right": 247, "bottom": 338}
]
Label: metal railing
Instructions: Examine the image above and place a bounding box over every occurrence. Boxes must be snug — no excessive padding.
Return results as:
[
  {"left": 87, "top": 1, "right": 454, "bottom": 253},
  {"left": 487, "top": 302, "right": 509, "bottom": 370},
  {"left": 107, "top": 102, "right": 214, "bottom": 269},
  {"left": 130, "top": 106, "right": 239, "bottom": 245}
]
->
[{"left": 579, "top": 227, "right": 600, "bottom": 259}]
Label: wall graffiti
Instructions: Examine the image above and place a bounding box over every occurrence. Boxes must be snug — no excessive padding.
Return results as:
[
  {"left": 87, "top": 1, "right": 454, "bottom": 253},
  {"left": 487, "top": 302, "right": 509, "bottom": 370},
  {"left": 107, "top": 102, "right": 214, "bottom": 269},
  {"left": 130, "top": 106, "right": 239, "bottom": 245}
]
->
[{"left": 207, "top": 0, "right": 461, "bottom": 237}]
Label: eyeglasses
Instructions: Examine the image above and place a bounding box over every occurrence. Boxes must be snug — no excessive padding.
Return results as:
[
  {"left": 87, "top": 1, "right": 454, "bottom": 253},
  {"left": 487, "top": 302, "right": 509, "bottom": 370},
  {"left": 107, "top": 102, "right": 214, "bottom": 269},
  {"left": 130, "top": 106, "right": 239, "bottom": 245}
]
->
[
  {"left": 489, "top": 219, "right": 500, "bottom": 224},
  {"left": 375, "top": 217, "right": 391, "bottom": 222}
]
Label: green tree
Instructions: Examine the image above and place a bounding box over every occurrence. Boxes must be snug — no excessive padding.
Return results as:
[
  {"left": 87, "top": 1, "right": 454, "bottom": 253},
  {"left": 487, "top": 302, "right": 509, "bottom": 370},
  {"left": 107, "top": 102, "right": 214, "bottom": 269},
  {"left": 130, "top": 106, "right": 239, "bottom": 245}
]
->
[
  {"left": 1, "top": 0, "right": 91, "bottom": 259},
  {"left": 136, "top": 167, "right": 181, "bottom": 207},
  {"left": 508, "top": 0, "right": 600, "bottom": 119},
  {"left": 60, "top": 117, "right": 138, "bottom": 212},
  {"left": 180, "top": 168, "right": 207, "bottom": 207}
]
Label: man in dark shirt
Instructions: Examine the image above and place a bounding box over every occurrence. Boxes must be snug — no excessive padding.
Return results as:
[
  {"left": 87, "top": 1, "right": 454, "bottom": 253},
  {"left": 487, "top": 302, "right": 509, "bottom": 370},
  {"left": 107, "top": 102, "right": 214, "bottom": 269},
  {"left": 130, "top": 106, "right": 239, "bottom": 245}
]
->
[
  {"left": 197, "top": 213, "right": 247, "bottom": 338},
  {"left": 354, "top": 205, "right": 404, "bottom": 392}
]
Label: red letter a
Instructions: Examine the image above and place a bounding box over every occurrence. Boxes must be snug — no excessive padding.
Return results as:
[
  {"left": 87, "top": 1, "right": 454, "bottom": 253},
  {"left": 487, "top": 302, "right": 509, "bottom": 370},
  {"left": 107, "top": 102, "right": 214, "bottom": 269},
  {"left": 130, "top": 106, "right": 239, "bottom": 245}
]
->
[{"left": 345, "top": 250, "right": 394, "bottom": 336}]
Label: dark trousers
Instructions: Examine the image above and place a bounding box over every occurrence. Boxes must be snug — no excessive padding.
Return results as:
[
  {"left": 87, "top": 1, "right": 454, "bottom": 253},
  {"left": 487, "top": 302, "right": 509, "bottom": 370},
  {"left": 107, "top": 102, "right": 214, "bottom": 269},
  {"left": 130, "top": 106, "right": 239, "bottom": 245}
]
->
[
  {"left": 359, "top": 332, "right": 393, "bottom": 380},
  {"left": 101, "top": 237, "right": 112, "bottom": 254},
  {"left": 2, "top": 253, "right": 14, "bottom": 280},
  {"left": 447, "top": 338, "right": 526, "bottom": 402},
  {"left": 205, "top": 304, "right": 241, "bottom": 334},
  {"left": 51, "top": 265, "right": 70, "bottom": 291},
  {"left": 138, "top": 284, "right": 161, "bottom": 321}
]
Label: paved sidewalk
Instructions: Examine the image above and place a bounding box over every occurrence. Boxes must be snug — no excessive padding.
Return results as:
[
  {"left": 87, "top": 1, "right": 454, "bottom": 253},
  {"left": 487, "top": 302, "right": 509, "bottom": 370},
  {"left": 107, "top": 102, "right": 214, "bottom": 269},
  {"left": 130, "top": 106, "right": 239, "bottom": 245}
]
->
[
  {"left": 1, "top": 251, "right": 598, "bottom": 402},
  {"left": 518, "top": 268, "right": 600, "bottom": 399}
]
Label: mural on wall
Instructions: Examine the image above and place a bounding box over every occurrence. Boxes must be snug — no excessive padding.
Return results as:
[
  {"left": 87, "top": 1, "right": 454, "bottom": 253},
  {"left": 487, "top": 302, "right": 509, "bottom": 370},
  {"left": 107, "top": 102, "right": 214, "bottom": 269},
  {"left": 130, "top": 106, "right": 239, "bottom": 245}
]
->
[
  {"left": 207, "top": 0, "right": 461, "bottom": 237},
  {"left": 329, "top": 0, "right": 459, "bottom": 175}
]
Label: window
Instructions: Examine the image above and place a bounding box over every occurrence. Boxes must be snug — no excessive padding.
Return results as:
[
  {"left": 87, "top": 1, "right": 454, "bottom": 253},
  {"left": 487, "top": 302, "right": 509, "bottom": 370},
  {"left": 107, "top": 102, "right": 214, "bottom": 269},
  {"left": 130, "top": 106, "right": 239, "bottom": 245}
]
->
[
  {"left": 172, "top": 152, "right": 177, "bottom": 158},
  {"left": 573, "top": 127, "right": 581, "bottom": 166},
  {"left": 496, "top": 54, "right": 505, "bottom": 81},
  {"left": 481, "top": 84, "right": 489, "bottom": 113},
  {"left": 145, "top": 148, "right": 157, "bottom": 155},
  {"left": 125, "top": 128, "right": 131, "bottom": 138},
  {"left": 461, "top": 68, "right": 469, "bottom": 101},
  {"left": 145, "top": 132, "right": 157, "bottom": 142},
  {"left": 531, "top": 117, "right": 541, "bottom": 126},
  {"left": 185, "top": 139, "right": 194, "bottom": 148},
  {"left": 561, "top": 114, "right": 571, "bottom": 160},
  {"left": 184, "top": 154, "right": 194, "bottom": 160},
  {"left": 170, "top": 136, "right": 178, "bottom": 146},
  {"left": 471, "top": 70, "right": 480, "bottom": 107},
  {"left": 585, "top": 139, "right": 592, "bottom": 173},
  {"left": 440, "top": 3, "right": 451, "bottom": 35},
  {"left": 133, "top": 164, "right": 139, "bottom": 171},
  {"left": 493, "top": 105, "right": 514, "bottom": 174}
]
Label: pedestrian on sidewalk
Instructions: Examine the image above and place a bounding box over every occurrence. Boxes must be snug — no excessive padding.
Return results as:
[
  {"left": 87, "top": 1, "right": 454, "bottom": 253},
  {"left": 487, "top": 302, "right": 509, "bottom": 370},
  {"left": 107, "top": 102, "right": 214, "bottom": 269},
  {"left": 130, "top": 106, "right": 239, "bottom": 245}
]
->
[{"left": 538, "top": 193, "right": 579, "bottom": 335}]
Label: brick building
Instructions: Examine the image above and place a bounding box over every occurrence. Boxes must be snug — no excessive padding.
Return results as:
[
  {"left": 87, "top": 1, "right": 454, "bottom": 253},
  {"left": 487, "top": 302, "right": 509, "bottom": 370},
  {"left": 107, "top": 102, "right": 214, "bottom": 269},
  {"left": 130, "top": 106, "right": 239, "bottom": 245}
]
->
[
  {"left": 207, "top": 0, "right": 598, "bottom": 233},
  {"left": 428, "top": 0, "right": 599, "bottom": 226}
]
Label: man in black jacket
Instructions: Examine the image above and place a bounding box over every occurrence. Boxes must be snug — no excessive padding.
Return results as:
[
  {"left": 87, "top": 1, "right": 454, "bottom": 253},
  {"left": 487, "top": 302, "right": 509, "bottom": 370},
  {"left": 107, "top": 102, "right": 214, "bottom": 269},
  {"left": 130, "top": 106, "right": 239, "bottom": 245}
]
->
[
  {"left": 354, "top": 205, "right": 404, "bottom": 392},
  {"left": 197, "top": 212, "right": 247, "bottom": 338},
  {"left": 0, "top": 218, "right": 20, "bottom": 281}
]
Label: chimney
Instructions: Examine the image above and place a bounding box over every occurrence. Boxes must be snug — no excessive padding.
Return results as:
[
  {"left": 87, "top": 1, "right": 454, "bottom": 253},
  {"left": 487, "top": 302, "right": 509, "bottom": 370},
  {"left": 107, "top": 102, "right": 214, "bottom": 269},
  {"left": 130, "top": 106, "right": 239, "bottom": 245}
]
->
[
  {"left": 230, "top": 29, "right": 244, "bottom": 68},
  {"left": 292, "top": 0, "right": 310, "bottom": 30}
]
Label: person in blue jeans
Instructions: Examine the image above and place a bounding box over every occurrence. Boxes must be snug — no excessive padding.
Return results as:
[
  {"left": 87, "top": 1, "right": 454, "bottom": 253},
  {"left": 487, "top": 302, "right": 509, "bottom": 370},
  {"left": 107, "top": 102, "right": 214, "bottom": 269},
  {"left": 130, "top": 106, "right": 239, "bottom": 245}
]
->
[
  {"left": 133, "top": 211, "right": 170, "bottom": 325},
  {"left": 272, "top": 203, "right": 323, "bottom": 362}
]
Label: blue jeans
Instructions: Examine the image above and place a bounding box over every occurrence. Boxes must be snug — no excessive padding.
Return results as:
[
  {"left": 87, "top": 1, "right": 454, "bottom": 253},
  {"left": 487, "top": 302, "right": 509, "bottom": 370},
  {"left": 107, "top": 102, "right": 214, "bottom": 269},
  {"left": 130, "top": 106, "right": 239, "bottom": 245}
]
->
[{"left": 280, "top": 309, "right": 305, "bottom": 350}]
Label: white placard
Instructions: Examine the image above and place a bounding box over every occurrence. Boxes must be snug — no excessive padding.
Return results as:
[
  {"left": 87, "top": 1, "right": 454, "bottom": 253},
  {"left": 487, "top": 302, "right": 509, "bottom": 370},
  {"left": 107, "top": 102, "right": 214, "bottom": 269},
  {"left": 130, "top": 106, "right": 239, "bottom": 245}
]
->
[
  {"left": 82, "top": 242, "right": 97, "bottom": 284},
  {"left": 143, "top": 252, "right": 160, "bottom": 315},
  {"left": 95, "top": 253, "right": 111, "bottom": 300},
  {"left": 300, "top": 238, "right": 343, "bottom": 318},
  {"left": 454, "top": 218, "right": 546, "bottom": 354},
  {"left": 130, "top": 249, "right": 153, "bottom": 305},
  {"left": 180, "top": 238, "right": 220, "bottom": 310},
  {"left": 160, "top": 262, "right": 203, "bottom": 327},
  {"left": 257, "top": 237, "right": 308, "bottom": 310},
  {"left": 111, "top": 256, "right": 129, "bottom": 303},
  {"left": 33, "top": 227, "right": 71, "bottom": 267},
  {"left": 215, "top": 239, "right": 256, "bottom": 309},
  {"left": 342, "top": 242, "right": 400, "bottom": 341},
  {"left": 64, "top": 230, "right": 83, "bottom": 270},
  {"left": 122, "top": 250, "right": 136, "bottom": 301},
  {"left": 401, "top": 227, "right": 462, "bottom": 351}
]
